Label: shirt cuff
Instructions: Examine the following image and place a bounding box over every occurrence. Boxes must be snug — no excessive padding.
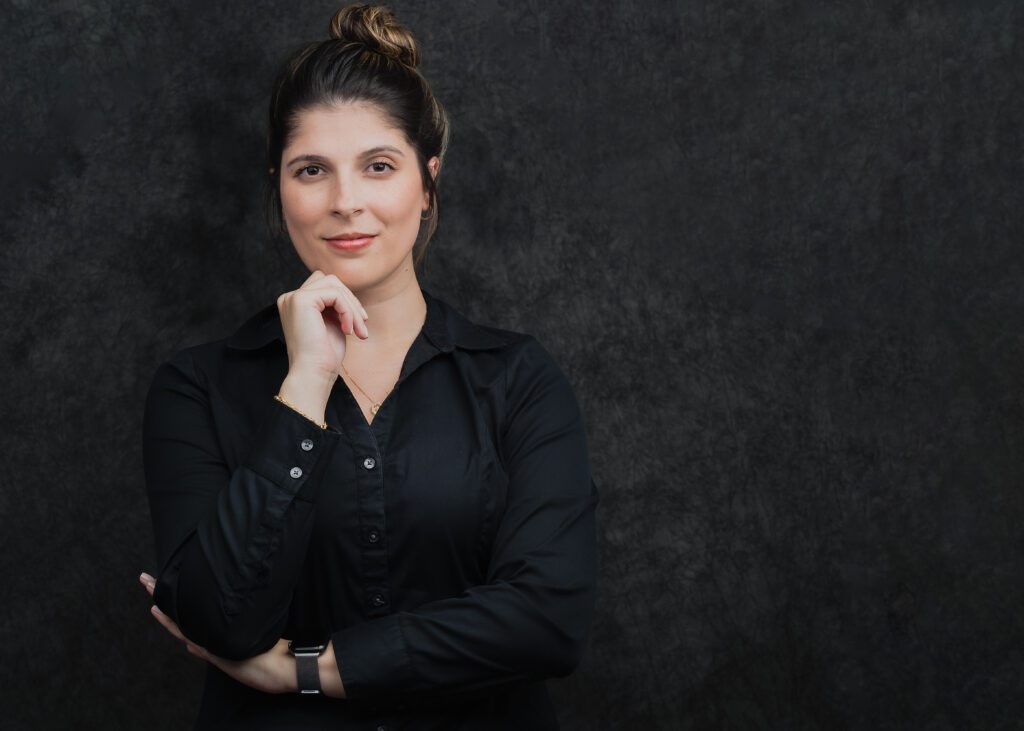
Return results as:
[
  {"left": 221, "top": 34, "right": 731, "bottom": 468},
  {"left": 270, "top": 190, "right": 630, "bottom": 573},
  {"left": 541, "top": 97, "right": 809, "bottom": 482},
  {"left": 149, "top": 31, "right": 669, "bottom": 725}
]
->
[
  {"left": 332, "top": 614, "right": 416, "bottom": 699},
  {"left": 242, "top": 395, "right": 342, "bottom": 502}
]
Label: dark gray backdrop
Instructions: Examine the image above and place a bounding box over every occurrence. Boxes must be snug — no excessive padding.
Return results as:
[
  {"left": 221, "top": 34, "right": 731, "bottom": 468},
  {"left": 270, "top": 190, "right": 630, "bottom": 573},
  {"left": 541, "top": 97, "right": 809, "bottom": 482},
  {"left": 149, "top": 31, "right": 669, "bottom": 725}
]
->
[{"left": 2, "top": 1, "right": 1022, "bottom": 729}]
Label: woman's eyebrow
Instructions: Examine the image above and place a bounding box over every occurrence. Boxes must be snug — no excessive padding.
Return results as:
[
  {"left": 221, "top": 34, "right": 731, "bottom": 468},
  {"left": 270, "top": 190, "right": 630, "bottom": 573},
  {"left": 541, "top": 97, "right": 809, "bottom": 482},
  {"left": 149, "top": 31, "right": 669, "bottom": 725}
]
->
[
  {"left": 363, "top": 145, "right": 405, "bottom": 158},
  {"left": 286, "top": 146, "right": 405, "bottom": 167}
]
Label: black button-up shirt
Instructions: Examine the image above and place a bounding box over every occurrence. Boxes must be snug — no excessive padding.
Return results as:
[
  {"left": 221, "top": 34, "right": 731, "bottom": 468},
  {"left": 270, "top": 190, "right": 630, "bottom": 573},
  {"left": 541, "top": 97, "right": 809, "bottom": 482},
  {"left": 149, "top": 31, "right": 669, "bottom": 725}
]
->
[{"left": 142, "top": 287, "right": 600, "bottom": 729}]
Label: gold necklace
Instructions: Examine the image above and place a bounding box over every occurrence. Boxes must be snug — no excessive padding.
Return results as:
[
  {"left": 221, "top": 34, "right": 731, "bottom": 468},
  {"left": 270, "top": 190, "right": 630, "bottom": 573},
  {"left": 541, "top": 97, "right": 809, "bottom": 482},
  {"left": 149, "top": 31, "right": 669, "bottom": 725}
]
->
[
  {"left": 340, "top": 363, "right": 393, "bottom": 415},
  {"left": 340, "top": 305, "right": 424, "bottom": 415}
]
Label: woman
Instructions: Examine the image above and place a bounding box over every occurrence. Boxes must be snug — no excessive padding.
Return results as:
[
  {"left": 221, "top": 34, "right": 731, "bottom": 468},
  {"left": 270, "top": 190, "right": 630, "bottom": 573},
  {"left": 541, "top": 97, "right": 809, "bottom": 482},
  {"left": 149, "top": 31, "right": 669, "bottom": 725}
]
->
[{"left": 139, "top": 4, "right": 599, "bottom": 729}]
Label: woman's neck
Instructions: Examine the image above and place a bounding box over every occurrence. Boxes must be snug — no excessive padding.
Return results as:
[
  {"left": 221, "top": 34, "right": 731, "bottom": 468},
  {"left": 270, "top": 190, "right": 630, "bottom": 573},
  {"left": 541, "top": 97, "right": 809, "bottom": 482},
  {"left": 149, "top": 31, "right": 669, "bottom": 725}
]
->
[{"left": 347, "top": 280, "right": 427, "bottom": 353}]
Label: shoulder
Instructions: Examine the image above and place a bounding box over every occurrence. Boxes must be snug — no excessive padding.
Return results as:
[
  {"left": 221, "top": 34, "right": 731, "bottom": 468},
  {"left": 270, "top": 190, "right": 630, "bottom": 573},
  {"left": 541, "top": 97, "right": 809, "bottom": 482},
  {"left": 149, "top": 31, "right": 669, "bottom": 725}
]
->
[
  {"left": 425, "top": 289, "right": 581, "bottom": 416},
  {"left": 437, "top": 296, "right": 567, "bottom": 386},
  {"left": 501, "top": 334, "right": 581, "bottom": 417},
  {"left": 428, "top": 288, "right": 549, "bottom": 361},
  {"left": 147, "top": 301, "right": 281, "bottom": 393},
  {"left": 500, "top": 332, "right": 568, "bottom": 384},
  {"left": 428, "top": 288, "right": 570, "bottom": 378}
]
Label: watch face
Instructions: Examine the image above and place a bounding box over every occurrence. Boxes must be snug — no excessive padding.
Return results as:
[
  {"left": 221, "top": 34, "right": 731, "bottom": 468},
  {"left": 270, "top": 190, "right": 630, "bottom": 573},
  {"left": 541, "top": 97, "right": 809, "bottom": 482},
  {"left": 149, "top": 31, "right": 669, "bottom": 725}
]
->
[{"left": 289, "top": 641, "right": 327, "bottom": 655}]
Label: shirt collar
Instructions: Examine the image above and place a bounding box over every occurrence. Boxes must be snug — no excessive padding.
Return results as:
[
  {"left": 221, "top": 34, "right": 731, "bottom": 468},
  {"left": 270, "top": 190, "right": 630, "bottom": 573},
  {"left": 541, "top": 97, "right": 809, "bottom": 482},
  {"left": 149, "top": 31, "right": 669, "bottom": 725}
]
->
[{"left": 225, "top": 286, "right": 511, "bottom": 353}]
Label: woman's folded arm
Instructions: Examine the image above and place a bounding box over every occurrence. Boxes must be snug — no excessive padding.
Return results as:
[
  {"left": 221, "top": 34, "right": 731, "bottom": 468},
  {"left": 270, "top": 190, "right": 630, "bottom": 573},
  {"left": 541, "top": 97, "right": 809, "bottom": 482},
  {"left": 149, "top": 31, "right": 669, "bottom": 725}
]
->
[{"left": 143, "top": 349, "right": 342, "bottom": 660}]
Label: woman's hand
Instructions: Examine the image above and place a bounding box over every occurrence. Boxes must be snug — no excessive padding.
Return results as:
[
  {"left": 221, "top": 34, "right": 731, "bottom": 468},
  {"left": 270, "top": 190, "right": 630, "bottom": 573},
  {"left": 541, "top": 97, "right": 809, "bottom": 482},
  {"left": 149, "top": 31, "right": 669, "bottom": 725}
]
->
[
  {"left": 278, "top": 270, "right": 370, "bottom": 381},
  {"left": 138, "top": 572, "right": 296, "bottom": 694}
]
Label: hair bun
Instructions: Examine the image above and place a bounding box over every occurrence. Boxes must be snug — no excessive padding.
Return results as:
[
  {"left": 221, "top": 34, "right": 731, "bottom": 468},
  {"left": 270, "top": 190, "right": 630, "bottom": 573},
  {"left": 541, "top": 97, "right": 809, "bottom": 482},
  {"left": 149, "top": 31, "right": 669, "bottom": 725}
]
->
[{"left": 329, "top": 4, "right": 420, "bottom": 69}]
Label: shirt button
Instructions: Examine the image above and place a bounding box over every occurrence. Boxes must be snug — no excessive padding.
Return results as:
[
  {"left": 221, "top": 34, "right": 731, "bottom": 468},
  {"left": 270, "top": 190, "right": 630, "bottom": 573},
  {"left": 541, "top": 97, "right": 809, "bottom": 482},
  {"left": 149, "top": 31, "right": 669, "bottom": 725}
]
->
[
  {"left": 368, "top": 529, "right": 380, "bottom": 543},
  {"left": 371, "top": 593, "right": 386, "bottom": 607},
  {"left": 363, "top": 456, "right": 376, "bottom": 469},
  {"left": 300, "top": 438, "right": 314, "bottom": 451},
  {"left": 289, "top": 466, "right": 303, "bottom": 479}
]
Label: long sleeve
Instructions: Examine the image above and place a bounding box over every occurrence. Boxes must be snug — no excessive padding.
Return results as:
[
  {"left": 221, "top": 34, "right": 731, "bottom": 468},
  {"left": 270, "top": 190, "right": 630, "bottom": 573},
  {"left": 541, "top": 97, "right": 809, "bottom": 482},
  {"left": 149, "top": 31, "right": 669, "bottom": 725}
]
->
[
  {"left": 331, "top": 336, "right": 600, "bottom": 699},
  {"left": 142, "top": 349, "right": 342, "bottom": 660}
]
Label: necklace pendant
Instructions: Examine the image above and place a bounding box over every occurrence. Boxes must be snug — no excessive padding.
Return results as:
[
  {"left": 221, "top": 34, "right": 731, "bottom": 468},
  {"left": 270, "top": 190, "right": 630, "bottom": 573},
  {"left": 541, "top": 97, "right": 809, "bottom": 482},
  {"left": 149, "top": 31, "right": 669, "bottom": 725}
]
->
[{"left": 371, "top": 403, "right": 381, "bottom": 415}]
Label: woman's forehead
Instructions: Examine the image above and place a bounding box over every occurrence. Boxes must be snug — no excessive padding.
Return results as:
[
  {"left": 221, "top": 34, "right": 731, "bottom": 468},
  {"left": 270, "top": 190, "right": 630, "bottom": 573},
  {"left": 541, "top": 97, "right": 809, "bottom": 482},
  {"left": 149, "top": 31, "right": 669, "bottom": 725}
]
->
[{"left": 287, "top": 102, "right": 407, "bottom": 151}]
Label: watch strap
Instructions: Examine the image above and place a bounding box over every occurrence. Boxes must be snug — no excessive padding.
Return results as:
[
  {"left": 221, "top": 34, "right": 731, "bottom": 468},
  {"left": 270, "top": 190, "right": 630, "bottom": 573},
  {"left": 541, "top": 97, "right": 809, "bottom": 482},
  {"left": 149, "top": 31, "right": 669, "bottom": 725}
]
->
[{"left": 289, "top": 641, "right": 326, "bottom": 695}]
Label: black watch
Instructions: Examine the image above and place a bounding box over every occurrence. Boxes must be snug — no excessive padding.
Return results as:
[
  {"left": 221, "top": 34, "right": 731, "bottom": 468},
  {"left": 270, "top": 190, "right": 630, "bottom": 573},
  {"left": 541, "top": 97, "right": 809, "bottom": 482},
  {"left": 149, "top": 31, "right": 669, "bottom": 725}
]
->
[{"left": 288, "top": 640, "right": 328, "bottom": 694}]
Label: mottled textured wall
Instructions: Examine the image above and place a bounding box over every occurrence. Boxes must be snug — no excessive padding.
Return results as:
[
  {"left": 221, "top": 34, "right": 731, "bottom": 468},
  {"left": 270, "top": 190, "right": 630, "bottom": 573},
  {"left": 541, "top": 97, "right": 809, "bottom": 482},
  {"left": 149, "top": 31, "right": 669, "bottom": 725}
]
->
[{"left": 2, "top": 1, "right": 1022, "bottom": 729}]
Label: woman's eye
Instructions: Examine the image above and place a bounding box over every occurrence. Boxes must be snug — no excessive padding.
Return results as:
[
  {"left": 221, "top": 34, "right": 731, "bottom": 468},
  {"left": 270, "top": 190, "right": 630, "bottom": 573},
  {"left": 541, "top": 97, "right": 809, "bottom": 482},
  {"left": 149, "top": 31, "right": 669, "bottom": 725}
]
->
[{"left": 295, "top": 161, "right": 393, "bottom": 177}]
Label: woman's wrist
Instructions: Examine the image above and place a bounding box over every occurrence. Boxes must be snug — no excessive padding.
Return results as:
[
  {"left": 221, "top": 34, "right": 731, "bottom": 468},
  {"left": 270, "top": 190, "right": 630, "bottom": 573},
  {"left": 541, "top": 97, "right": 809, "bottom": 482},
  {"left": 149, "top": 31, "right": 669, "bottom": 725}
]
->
[
  {"left": 279, "top": 640, "right": 345, "bottom": 697},
  {"left": 278, "top": 370, "right": 335, "bottom": 427},
  {"left": 317, "top": 641, "right": 346, "bottom": 698}
]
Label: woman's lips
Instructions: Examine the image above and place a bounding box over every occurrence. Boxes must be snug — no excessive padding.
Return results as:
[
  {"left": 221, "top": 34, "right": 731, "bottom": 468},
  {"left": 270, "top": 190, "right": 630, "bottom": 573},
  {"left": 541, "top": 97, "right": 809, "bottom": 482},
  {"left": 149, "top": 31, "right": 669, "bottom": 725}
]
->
[{"left": 326, "top": 235, "right": 376, "bottom": 251}]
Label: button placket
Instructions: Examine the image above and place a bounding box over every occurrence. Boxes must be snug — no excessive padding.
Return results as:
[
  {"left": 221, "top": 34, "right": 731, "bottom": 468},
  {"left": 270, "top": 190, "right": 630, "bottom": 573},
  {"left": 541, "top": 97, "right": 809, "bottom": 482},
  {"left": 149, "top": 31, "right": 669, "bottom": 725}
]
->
[{"left": 341, "top": 404, "right": 391, "bottom": 619}]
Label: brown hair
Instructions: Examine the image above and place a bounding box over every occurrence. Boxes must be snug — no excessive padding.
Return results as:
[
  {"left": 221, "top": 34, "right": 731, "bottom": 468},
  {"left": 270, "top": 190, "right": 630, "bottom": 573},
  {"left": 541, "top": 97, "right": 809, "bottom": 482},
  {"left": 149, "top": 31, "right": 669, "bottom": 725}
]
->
[{"left": 264, "top": 4, "right": 450, "bottom": 269}]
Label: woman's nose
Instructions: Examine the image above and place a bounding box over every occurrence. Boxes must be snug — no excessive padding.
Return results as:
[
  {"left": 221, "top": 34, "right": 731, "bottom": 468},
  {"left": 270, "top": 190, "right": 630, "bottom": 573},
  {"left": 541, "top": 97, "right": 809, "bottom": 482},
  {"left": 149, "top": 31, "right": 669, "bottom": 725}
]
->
[{"left": 331, "top": 176, "right": 364, "bottom": 216}]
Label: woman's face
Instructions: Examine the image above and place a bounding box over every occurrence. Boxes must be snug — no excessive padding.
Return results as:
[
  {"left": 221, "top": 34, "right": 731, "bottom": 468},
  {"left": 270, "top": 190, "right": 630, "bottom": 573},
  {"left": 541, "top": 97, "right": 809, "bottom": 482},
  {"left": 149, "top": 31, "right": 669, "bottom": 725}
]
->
[{"left": 279, "top": 101, "right": 439, "bottom": 294}]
